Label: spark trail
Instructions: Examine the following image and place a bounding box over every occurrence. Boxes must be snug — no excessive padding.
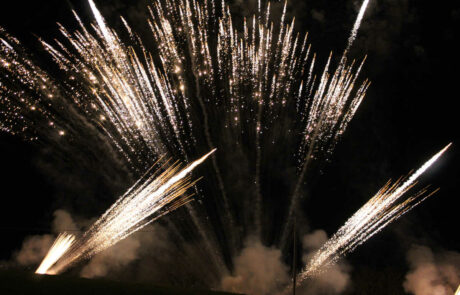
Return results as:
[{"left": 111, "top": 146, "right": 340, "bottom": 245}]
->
[
  {"left": 0, "top": 0, "right": 452, "bottom": 291},
  {"left": 294, "top": 144, "right": 451, "bottom": 285},
  {"left": 279, "top": 0, "right": 371, "bottom": 250},
  {"left": 35, "top": 233, "right": 75, "bottom": 275},
  {"left": 347, "top": 0, "right": 370, "bottom": 51},
  {"left": 1, "top": 0, "right": 370, "bottom": 262},
  {"left": 36, "top": 150, "right": 214, "bottom": 275}
]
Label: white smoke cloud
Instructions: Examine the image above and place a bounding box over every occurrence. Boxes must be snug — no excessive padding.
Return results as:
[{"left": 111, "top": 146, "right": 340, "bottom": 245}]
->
[
  {"left": 15, "top": 234, "right": 55, "bottom": 266},
  {"left": 80, "top": 223, "right": 168, "bottom": 279},
  {"left": 220, "top": 237, "right": 290, "bottom": 295},
  {"left": 14, "top": 209, "right": 78, "bottom": 267},
  {"left": 12, "top": 207, "right": 179, "bottom": 282},
  {"left": 299, "top": 230, "right": 352, "bottom": 295},
  {"left": 220, "top": 230, "right": 353, "bottom": 295},
  {"left": 80, "top": 234, "right": 141, "bottom": 278},
  {"left": 52, "top": 209, "right": 78, "bottom": 233},
  {"left": 403, "top": 245, "right": 460, "bottom": 295}
]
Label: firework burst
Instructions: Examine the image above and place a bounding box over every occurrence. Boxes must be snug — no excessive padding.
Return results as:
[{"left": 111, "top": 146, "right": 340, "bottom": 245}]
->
[
  {"left": 36, "top": 149, "right": 214, "bottom": 275},
  {"left": 0, "top": 0, "right": 450, "bottom": 290}
]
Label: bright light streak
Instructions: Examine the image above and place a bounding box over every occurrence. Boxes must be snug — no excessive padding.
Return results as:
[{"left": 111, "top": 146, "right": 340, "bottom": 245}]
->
[
  {"left": 296, "top": 144, "right": 451, "bottom": 284},
  {"left": 37, "top": 150, "right": 214, "bottom": 275},
  {"left": 35, "top": 233, "right": 75, "bottom": 275}
]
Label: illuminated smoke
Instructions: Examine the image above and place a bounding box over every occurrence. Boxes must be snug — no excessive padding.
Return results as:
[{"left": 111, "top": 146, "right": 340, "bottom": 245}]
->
[{"left": 403, "top": 245, "right": 460, "bottom": 295}]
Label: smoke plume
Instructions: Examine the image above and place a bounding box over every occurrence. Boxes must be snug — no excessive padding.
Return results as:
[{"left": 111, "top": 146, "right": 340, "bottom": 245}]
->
[
  {"left": 220, "top": 237, "right": 289, "bottom": 295},
  {"left": 403, "top": 244, "right": 460, "bottom": 295},
  {"left": 80, "top": 234, "right": 141, "bottom": 278},
  {"left": 80, "top": 223, "right": 169, "bottom": 279},
  {"left": 15, "top": 234, "right": 55, "bottom": 266},
  {"left": 299, "top": 230, "right": 352, "bottom": 295},
  {"left": 14, "top": 209, "right": 78, "bottom": 267}
]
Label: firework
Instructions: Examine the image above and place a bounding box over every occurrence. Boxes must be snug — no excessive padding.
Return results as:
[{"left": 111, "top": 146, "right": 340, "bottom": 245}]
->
[
  {"left": 36, "top": 149, "right": 214, "bottom": 275},
  {"left": 295, "top": 144, "right": 451, "bottom": 284},
  {"left": 1, "top": 0, "right": 369, "bottom": 270},
  {"left": 35, "top": 233, "right": 75, "bottom": 275},
  {"left": 2, "top": 0, "right": 447, "bottom": 289},
  {"left": 279, "top": 0, "right": 371, "bottom": 251}
]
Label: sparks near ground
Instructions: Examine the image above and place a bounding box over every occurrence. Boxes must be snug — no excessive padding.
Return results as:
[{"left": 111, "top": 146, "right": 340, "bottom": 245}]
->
[
  {"left": 0, "top": 0, "right": 452, "bottom": 291},
  {"left": 35, "top": 233, "right": 75, "bottom": 275},
  {"left": 35, "top": 150, "right": 215, "bottom": 275},
  {"left": 295, "top": 144, "right": 451, "bottom": 285}
]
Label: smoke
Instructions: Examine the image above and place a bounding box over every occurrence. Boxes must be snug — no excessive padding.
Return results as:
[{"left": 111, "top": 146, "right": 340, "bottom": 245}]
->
[
  {"left": 311, "top": 9, "right": 325, "bottom": 23},
  {"left": 220, "top": 237, "right": 289, "bottom": 295},
  {"left": 219, "top": 231, "right": 352, "bottom": 295},
  {"left": 15, "top": 234, "right": 55, "bottom": 266},
  {"left": 13, "top": 208, "right": 173, "bottom": 281},
  {"left": 14, "top": 209, "right": 78, "bottom": 267},
  {"left": 80, "top": 234, "right": 142, "bottom": 278},
  {"left": 299, "top": 230, "right": 352, "bottom": 295},
  {"left": 13, "top": 208, "right": 184, "bottom": 283},
  {"left": 51, "top": 209, "right": 78, "bottom": 233},
  {"left": 403, "top": 245, "right": 460, "bottom": 295},
  {"left": 80, "top": 223, "right": 168, "bottom": 279}
]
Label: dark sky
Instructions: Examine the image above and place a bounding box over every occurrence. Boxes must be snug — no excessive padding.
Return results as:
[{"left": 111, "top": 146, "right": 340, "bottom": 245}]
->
[{"left": 0, "top": 0, "right": 459, "bottom": 291}]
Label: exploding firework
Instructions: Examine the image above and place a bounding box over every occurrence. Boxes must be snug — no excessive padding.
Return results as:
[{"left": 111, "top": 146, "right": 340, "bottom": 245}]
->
[
  {"left": 36, "top": 149, "right": 214, "bottom": 275},
  {"left": 1, "top": 0, "right": 368, "bottom": 257},
  {"left": 294, "top": 144, "right": 451, "bottom": 285},
  {"left": 0, "top": 0, "right": 450, "bottom": 291}
]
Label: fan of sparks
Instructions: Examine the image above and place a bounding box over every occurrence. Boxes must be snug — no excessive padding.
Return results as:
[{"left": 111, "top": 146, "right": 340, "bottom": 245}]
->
[
  {"left": 36, "top": 149, "right": 214, "bottom": 275},
  {"left": 0, "top": 0, "right": 369, "bottom": 262},
  {"left": 0, "top": 0, "right": 450, "bottom": 287}
]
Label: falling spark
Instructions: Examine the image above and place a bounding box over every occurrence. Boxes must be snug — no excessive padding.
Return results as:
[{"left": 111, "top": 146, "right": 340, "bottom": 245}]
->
[
  {"left": 37, "top": 150, "right": 214, "bottom": 275},
  {"left": 295, "top": 144, "right": 451, "bottom": 284},
  {"left": 35, "top": 233, "right": 75, "bottom": 275}
]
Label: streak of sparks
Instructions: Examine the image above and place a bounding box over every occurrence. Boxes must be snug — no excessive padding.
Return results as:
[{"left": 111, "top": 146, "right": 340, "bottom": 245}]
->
[
  {"left": 35, "top": 233, "right": 75, "bottom": 275},
  {"left": 1, "top": 0, "right": 370, "bottom": 267},
  {"left": 0, "top": 0, "right": 452, "bottom": 290},
  {"left": 36, "top": 150, "right": 214, "bottom": 275},
  {"left": 279, "top": 0, "right": 371, "bottom": 249},
  {"left": 347, "top": 0, "right": 370, "bottom": 51},
  {"left": 295, "top": 144, "right": 451, "bottom": 284}
]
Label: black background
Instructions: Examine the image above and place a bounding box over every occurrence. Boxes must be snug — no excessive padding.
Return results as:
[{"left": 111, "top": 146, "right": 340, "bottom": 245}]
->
[{"left": 0, "top": 0, "right": 459, "bottom": 292}]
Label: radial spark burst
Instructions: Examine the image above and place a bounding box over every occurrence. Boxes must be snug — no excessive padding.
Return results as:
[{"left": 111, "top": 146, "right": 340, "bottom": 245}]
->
[{"left": 36, "top": 150, "right": 214, "bottom": 275}]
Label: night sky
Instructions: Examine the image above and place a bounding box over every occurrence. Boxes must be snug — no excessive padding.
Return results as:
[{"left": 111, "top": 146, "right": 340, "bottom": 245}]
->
[{"left": 0, "top": 0, "right": 459, "bottom": 293}]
